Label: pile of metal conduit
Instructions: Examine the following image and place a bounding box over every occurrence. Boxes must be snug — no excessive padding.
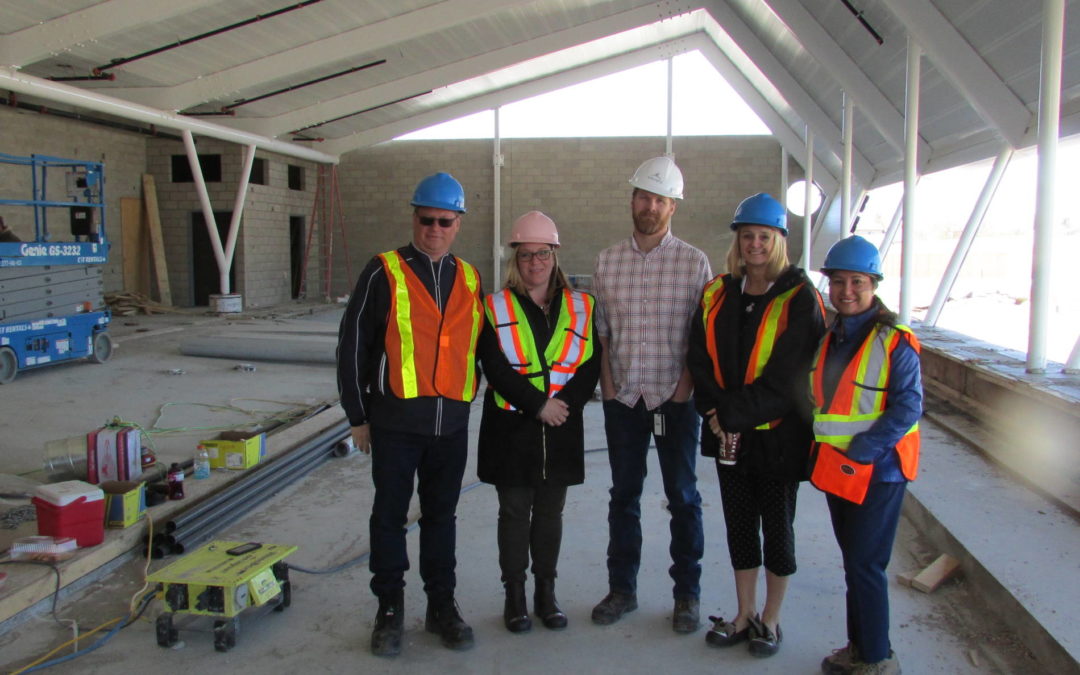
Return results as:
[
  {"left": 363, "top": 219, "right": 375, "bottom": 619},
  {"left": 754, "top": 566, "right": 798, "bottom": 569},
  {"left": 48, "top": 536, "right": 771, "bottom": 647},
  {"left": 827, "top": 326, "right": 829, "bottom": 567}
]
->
[{"left": 147, "top": 419, "right": 352, "bottom": 558}]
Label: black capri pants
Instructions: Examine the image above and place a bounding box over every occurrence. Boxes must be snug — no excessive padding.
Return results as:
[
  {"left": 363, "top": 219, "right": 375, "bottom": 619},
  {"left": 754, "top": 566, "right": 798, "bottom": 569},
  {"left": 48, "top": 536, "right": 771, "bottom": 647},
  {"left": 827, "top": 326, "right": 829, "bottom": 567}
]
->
[{"left": 716, "top": 466, "right": 799, "bottom": 576}]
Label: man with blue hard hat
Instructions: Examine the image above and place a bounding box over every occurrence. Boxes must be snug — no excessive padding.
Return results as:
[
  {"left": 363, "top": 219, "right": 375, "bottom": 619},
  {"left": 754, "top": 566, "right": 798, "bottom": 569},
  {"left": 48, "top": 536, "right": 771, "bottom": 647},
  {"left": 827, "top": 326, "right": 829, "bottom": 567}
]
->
[{"left": 337, "top": 172, "right": 484, "bottom": 657}]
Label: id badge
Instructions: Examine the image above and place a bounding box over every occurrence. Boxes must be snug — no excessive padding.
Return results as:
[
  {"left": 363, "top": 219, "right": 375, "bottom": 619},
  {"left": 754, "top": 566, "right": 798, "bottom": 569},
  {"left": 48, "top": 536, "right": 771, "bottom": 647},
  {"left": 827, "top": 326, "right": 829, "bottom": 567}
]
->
[{"left": 653, "top": 412, "right": 665, "bottom": 437}]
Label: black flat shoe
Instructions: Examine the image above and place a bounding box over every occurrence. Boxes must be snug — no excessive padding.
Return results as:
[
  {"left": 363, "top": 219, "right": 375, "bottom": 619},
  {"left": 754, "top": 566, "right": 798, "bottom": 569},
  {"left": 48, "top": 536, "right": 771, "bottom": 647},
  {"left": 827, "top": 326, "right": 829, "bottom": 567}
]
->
[
  {"left": 747, "top": 616, "right": 782, "bottom": 658},
  {"left": 705, "top": 615, "right": 751, "bottom": 647}
]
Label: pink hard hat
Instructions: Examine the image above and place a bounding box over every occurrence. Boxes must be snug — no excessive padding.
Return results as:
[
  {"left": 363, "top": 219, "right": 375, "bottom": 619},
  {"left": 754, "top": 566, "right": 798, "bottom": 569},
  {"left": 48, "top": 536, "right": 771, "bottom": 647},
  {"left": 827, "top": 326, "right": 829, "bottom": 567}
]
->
[{"left": 509, "top": 210, "right": 560, "bottom": 247}]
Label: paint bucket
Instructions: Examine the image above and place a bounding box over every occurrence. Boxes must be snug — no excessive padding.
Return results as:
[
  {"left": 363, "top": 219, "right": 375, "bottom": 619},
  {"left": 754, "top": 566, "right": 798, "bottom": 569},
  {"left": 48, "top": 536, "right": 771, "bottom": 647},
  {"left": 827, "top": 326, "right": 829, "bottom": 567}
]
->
[
  {"left": 209, "top": 293, "right": 243, "bottom": 314},
  {"left": 43, "top": 435, "right": 88, "bottom": 481}
]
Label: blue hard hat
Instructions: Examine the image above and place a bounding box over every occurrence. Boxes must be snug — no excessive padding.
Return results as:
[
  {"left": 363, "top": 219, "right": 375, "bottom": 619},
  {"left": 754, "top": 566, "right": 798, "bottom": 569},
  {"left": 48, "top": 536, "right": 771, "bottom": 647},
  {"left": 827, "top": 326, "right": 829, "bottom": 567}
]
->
[
  {"left": 821, "top": 235, "right": 883, "bottom": 279},
  {"left": 410, "top": 172, "right": 466, "bottom": 213},
  {"left": 730, "top": 193, "right": 787, "bottom": 235}
]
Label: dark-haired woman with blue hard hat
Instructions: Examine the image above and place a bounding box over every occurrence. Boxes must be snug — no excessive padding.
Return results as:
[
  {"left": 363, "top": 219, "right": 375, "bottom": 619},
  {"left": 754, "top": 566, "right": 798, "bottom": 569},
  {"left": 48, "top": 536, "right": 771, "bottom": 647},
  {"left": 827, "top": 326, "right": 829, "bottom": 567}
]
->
[{"left": 811, "top": 235, "right": 922, "bottom": 675}]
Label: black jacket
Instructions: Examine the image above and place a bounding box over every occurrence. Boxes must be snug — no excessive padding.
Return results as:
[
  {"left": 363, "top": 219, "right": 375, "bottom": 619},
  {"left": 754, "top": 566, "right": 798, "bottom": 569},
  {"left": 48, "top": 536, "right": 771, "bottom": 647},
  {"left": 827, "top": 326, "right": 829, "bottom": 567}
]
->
[
  {"left": 336, "top": 243, "right": 482, "bottom": 436},
  {"left": 687, "top": 265, "right": 825, "bottom": 480},
  {"left": 477, "top": 287, "right": 601, "bottom": 487}
]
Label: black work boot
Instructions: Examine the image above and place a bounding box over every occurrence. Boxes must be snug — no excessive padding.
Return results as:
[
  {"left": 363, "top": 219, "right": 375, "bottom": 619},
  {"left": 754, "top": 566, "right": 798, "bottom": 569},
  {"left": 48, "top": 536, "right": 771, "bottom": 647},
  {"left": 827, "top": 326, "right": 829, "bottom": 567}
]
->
[
  {"left": 534, "top": 578, "right": 568, "bottom": 630},
  {"left": 370, "top": 591, "right": 404, "bottom": 657},
  {"left": 503, "top": 582, "right": 532, "bottom": 633},
  {"left": 425, "top": 597, "right": 475, "bottom": 650}
]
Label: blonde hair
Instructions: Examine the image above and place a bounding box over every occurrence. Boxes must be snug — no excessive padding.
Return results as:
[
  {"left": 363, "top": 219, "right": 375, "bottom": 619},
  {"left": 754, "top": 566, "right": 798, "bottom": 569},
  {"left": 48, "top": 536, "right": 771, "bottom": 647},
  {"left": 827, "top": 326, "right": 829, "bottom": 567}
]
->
[
  {"left": 724, "top": 227, "right": 790, "bottom": 281},
  {"left": 504, "top": 247, "right": 570, "bottom": 302}
]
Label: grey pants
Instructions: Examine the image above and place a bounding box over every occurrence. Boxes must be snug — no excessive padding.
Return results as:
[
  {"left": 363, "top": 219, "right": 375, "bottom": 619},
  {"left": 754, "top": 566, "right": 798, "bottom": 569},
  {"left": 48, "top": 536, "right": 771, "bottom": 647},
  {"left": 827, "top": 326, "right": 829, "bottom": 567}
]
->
[{"left": 496, "top": 484, "right": 568, "bottom": 584}]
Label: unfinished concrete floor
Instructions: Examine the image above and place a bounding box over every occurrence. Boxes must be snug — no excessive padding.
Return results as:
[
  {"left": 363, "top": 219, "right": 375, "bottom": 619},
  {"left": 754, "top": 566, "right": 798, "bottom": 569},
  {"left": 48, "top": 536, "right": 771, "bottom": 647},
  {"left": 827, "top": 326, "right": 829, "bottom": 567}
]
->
[{"left": 0, "top": 303, "right": 1066, "bottom": 673}]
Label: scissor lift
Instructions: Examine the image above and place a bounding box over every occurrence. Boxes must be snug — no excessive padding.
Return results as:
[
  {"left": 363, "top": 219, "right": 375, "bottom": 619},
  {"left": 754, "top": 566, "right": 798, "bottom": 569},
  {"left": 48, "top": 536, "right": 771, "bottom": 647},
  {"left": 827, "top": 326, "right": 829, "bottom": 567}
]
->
[{"left": 0, "top": 152, "right": 112, "bottom": 384}]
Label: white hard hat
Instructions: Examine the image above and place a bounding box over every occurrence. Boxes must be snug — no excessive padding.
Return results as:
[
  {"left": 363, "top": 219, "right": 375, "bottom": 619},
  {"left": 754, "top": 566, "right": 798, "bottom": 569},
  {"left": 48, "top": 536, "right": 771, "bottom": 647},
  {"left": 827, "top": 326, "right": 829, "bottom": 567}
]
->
[
  {"left": 628, "top": 156, "right": 684, "bottom": 200},
  {"left": 509, "top": 210, "right": 560, "bottom": 247}
]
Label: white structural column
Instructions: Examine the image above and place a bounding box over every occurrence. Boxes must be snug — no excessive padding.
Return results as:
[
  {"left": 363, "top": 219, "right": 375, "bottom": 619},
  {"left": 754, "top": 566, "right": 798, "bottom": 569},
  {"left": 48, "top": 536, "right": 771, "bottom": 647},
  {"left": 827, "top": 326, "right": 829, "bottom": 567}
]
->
[
  {"left": 666, "top": 58, "right": 675, "bottom": 157},
  {"left": 900, "top": 37, "right": 921, "bottom": 325},
  {"left": 223, "top": 144, "right": 258, "bottom": 292},
  {"left": 925, "top": 146, "right": 1013, "bottom": 326},
  {"left": 1028, "top": 0, "right": 1065, "bottom": 373},
  {"left": 183, "top": 130, "right": 229, "bottom": 295},
  {"left": 780, "top": 149, "right": 788, "bottom": 210},
  {"left": 493, "top": 108, "right": 504, "bottom": 286},
  {"left": 841, "top": 93, "right": 854, "bottom": 235},
  {"left": 802, "top": 127, "right": 814, "bottom": 269}
]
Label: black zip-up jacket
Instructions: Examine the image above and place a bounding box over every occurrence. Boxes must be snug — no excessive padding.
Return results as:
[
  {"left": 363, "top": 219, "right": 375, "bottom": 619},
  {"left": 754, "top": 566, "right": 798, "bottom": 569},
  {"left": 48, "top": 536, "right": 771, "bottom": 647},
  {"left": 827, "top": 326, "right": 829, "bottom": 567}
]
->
[
  {"left": 336, "top": 243, "right": 483, "bottom": 437},
  {"left": 687, "top": 265, "right": 826, "bottom": 480}
]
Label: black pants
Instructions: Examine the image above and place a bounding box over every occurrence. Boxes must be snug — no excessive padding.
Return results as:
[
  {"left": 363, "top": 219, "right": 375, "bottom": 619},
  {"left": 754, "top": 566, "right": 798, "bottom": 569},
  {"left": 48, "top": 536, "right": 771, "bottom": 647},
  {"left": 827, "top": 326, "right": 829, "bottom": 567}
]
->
[
  {"left": 369, "top": 426, "right": 468, "bottom": 603},
  {"left": 717, "top": 467, "right": 799, "bottom": 576},
  {"left": 496, "top": 484, "right": 568, "bottom": 584}
]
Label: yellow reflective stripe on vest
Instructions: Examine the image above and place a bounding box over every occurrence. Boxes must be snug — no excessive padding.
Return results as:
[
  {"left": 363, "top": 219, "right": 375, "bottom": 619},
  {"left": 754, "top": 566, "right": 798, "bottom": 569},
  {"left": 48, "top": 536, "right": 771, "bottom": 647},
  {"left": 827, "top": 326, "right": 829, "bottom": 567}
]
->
[
  {"left": 488, "top": 289, "right": 593, "bottom": 411},
  {"left": 459, "top": 260, "right": 482, "bottom": 400},
  {"left": 380, "top": 252, "right": 418, "bottom": 398},
  {"left": 811, "top": 324, "right": 915, "bottom": 448}
]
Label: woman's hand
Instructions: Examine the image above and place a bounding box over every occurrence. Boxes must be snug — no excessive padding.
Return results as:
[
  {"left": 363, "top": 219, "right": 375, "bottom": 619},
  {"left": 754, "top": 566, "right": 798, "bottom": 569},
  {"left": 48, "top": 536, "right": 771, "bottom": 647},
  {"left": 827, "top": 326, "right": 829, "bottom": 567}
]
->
[{"left": 538, "top": 398, "right": 570, "bottom": 426}]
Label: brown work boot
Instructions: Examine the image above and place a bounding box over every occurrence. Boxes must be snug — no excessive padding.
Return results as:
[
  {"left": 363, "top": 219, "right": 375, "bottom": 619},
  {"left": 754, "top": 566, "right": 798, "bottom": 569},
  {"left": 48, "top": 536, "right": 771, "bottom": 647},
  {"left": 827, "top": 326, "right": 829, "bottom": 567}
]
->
[
  {"left": 672, "top": 596, "right": 700, "bottom": 633},
  {"left": 821, "top": 642, "right": 859, "bottom": 674},
  {"left": 590, "top": 591, "right": 638, "bottom": 625},
  {"left": 849, "top": 650, "right": 901, "bottom": 674}
]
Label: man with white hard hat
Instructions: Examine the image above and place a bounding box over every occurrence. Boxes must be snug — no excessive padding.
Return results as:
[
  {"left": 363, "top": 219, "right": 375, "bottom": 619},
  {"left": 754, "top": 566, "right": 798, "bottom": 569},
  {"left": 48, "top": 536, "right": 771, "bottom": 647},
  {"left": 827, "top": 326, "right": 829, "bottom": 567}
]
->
[{"left": 590, "top": 156, "right": 712, "bottom": 634}]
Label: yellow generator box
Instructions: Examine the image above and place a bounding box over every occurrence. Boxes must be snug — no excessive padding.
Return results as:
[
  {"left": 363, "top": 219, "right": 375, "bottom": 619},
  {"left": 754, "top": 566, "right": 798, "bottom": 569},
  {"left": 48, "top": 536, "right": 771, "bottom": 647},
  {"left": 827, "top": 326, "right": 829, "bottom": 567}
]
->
[
  {"left": 100, "top": 480, "right": 146, "bottom": 528},
  {"left": 201, "top": 431, "right": 266, "bottom": 470}
]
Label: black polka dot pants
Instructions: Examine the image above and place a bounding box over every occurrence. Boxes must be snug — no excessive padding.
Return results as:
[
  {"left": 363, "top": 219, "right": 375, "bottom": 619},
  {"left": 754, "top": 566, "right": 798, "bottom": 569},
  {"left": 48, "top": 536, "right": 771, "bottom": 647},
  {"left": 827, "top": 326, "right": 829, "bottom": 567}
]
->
[{"left": 716, "top": 467, "right": 799, "bottom": 576}]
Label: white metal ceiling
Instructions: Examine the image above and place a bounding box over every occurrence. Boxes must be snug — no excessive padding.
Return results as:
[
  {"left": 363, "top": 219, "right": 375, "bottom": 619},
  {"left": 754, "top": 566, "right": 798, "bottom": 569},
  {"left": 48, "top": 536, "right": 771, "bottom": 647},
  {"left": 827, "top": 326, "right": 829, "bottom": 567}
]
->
[{"left": 0, "top": 0, "right": 1077, "bottom": 189}]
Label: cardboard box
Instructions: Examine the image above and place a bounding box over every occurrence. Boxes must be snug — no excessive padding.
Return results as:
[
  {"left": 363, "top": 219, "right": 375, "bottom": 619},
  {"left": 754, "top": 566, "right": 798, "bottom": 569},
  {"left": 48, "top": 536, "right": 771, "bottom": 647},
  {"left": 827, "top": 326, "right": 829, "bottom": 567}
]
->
[
  {"left": 201, "top": 431, "right": 266, "bottom": 470},
  {"left": 32, "top": 480, "right": 105, "bottom": 547},
  {"left": 100, "top": 480, "right": 146, "bottom": 528}
]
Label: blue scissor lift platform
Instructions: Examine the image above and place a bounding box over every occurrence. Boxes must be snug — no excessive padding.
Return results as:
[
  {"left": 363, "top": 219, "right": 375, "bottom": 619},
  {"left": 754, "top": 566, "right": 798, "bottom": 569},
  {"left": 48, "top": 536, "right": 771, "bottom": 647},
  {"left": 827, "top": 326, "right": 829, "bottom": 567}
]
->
[{"left": 0, "top": 152, "right": 113, "bottom": 384}]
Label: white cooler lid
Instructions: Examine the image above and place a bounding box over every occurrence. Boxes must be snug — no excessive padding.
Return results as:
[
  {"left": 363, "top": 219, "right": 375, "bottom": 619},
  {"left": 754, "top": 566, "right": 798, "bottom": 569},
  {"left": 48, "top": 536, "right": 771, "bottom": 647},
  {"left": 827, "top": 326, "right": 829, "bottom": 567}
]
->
[{"left": 35, "top": 480, "right": 104, "bottom": 506}]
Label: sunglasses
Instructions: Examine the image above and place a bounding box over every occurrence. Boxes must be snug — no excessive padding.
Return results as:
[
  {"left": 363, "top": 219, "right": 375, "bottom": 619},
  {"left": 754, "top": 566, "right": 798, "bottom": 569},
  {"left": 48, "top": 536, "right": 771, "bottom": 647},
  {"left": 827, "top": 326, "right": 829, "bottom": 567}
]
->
[
  {"left": 516, "top": 249, "right": 554, "bottom": 262},
  {"left": 417, "top": 215, "right": 459, "bottom": 228}
]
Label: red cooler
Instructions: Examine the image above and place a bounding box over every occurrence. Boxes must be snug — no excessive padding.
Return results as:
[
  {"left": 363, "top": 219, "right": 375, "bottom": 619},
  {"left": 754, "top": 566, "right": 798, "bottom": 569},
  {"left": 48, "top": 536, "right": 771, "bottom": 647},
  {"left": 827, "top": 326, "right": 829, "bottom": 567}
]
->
[{"left": 33, "top": 480, "right": 106, "bottom": 547}]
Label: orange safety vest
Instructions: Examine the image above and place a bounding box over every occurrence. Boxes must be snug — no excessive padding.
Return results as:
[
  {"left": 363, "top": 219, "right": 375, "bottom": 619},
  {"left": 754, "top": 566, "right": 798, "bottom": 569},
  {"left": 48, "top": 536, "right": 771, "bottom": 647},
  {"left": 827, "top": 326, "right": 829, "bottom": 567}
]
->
[
  {"left": 700, "top": 275, "right": 813, "bottom": 430},
  {"left": 485, "top": 288, "right": 594, "bottom": 411},
  {"left": 808, "top": 323, "right": 921, "bottom": 504},
  {"left": 379, "top": 251, "right": 483, "bottom": 401}
]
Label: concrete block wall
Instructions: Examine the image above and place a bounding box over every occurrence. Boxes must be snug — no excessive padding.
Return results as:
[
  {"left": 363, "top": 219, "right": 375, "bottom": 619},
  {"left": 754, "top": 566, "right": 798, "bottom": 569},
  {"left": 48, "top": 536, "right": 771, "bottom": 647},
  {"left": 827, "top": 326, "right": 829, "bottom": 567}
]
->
[
  {"left": 145, "top": 138, "right": 318, "bottom": 308},
  {"left": 337, "top": 135, "right": 784, "bottom": 296},
  {"left": 0, "top": 106, "right": 147, "bottom": 294}
]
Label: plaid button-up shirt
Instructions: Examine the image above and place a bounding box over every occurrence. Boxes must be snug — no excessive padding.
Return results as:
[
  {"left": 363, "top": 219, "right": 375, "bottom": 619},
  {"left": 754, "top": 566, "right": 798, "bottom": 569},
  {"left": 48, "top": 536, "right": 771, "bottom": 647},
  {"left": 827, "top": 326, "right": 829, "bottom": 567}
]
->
[{"left": 594, "top": 231, "right": 712, "bottom": 410}]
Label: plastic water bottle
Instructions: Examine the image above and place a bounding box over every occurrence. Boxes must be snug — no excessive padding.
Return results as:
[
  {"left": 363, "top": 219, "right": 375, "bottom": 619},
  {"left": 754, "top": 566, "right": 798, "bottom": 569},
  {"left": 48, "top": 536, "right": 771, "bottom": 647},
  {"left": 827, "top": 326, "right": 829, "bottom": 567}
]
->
[{"left": 193, "top": 444, "right": 211, "bottom": 480}]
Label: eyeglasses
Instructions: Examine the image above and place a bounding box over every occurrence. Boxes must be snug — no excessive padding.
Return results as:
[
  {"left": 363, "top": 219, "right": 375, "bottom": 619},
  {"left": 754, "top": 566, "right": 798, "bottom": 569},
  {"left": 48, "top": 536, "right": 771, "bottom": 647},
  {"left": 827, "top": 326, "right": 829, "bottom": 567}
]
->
[
  {"left": 516, "top": 249, "right": 554, "bottom": 262},
  {"left": 417, "top": 215, "right": 459, "bottom": 228}
]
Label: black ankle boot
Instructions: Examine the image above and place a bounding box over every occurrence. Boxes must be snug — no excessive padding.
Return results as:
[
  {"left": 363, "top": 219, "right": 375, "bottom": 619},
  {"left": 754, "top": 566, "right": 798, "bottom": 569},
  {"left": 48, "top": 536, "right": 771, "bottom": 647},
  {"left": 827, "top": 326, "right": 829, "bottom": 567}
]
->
[
  {"left": 425, "top": 597, "right": 475, "bottom": 650},
  {"left": 503, "top": 582, "right": 532, "bottom": 633},
  {"left": 370, "top": 591, "right": 404, "bottom": 657},
  {"left": 534, "top": 578, "right": 568, "bottom": 630}
]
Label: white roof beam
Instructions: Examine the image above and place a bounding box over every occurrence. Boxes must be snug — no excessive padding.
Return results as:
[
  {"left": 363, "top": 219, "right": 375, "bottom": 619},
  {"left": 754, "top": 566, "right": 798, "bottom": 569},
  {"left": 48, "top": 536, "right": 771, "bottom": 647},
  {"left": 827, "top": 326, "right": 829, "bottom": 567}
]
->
[
  {"left": 701, "top": 1, "right": 873, "bottom": 188},
  {"left": 242, "top": 4, "right": 691, "bottom": 138},
  {"left": 323, "top": 36, "right": 706, "bottom": 155},
  {"left": 0, "top": 66, "right": 337, "bottom": 164},
  {"left": 106, "top": 0, "right": 541, "bottom": 111},
  {"left": 880, "top": 0, "right": 1032, "bottom": 149},
  {"left": 692, "top": 36, "right": 840, "bottom": 193},
  {"left": 0, "top": 0, "right": 219, "bottom": 67},
  {"left": 762, "top": 0, "right": 926, "bottom": 159}
]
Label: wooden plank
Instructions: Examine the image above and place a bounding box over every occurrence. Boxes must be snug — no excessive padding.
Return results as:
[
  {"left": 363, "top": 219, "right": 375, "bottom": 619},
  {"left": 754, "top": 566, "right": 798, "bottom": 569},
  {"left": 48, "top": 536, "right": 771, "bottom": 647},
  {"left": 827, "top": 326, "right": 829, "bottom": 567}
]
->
[
  {"left": 911, "top": 553, "right": 961, "bottom": 593},
  {"left": 120, "top": 196, "right": 149, "bottom": 295},
  {"left": 141, "top": 174, "right": 172, "bottom": 306}
]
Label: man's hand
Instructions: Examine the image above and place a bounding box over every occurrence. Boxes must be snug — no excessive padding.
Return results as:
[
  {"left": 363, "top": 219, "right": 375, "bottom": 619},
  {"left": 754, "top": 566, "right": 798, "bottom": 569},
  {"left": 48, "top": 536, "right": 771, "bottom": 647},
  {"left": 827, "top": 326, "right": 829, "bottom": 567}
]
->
[
  {"left": 538, "top": 398, "right": 570, "bottom": 426},
  {"left": 599, "top": 335, "right": 616, "bottom": 401},
  {"left": 671, "top": 367, "right": 694, "bottom": 403},
  {"left": 351, "top": 424, "right": 372, "bottom": 454}
]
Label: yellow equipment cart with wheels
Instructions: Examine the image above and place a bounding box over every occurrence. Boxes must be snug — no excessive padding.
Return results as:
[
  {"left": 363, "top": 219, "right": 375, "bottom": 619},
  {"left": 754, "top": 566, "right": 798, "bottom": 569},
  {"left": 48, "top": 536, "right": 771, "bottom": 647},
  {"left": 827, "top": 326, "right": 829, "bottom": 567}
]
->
[{"left": 148, "top": 540, "right": 297, "bottom": 651}]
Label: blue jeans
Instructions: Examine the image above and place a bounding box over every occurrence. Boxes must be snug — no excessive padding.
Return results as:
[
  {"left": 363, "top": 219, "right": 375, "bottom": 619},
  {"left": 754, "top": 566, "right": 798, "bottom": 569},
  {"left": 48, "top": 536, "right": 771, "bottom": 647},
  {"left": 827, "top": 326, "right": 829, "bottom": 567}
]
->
[
  {"left": 827, "top": 481, "right": 906, "bottom": 663},
  {"left": 369, "top": 425, "right": 468, "bottom": 603},
  {"left": 602, "top": 398, "right": 704, "bottom": 599}
]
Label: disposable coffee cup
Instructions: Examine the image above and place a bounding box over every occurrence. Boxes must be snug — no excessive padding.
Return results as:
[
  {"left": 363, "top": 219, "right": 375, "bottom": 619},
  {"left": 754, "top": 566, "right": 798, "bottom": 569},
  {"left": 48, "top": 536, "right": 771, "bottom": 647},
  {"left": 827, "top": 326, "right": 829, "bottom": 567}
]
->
[{"left": 717, "top": 432, "right": 740, "bottom": 466}]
